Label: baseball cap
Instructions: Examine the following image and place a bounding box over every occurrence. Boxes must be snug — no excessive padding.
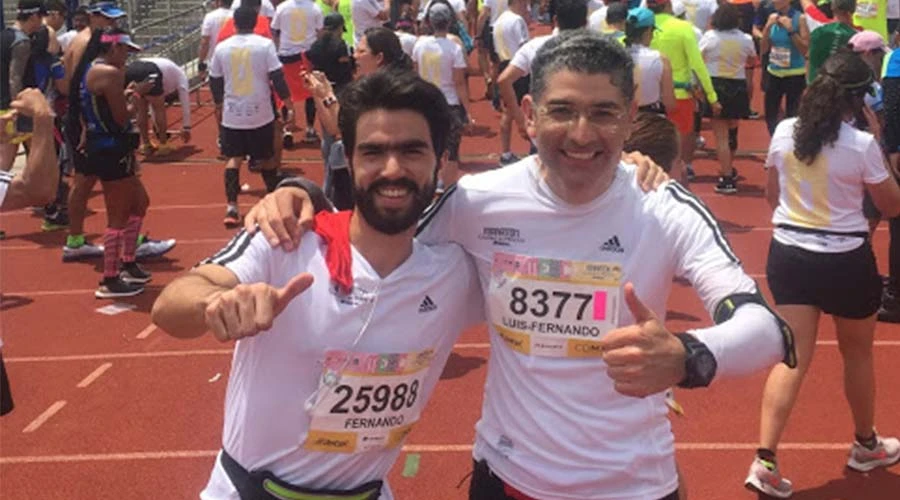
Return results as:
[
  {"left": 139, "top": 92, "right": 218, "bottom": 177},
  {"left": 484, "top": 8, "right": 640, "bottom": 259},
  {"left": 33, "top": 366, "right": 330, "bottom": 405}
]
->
[
  {"left": 89, "top": 1, "right": 127, "bottom": 19},
  {"left": 324, "top": 13, "right": 346, "bottom": 32},
  {"left": 427, "top": 3, "right": 454, "bottom": 26},
  {"left": 100, "top": 31, "right": 142, "bottom": 51},
  {"left": 672, "top": 0, "right": 686, "bottom": 17},
  {"left": 849, "top": 30, "right": 888, "bottom": 53},
  {"left": 627, "top": 7, "right": 657, "bottom": 29},
  {"left": 17, "top": 0, "right": 48, "bottom": 16}
]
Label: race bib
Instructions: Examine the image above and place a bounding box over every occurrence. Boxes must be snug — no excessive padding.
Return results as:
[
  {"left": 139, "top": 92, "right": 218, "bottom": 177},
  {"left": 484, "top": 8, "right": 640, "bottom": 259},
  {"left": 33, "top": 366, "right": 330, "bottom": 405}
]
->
[
  {"left": 488, "top": 252, "right": 621, "bottom": 358},
  {"left": 770, "top": 46, "right": 791, "bottom": 68},
  {"left": 856, "top": 1, "right": 878, "bottom": 18},
  {"left": 304, "top": 349, "right": 433, "bottom": 453}
]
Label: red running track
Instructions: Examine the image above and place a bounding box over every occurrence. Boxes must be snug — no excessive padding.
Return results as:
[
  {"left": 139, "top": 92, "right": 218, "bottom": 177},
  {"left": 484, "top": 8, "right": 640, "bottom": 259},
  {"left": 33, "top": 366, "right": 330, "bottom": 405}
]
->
[{"left": 2, "top": 29, "right": 900, "bottom": 500}]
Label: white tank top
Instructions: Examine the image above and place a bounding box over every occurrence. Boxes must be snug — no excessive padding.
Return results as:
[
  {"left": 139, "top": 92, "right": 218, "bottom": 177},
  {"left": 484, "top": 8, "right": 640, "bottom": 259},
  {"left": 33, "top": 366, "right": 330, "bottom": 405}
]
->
[{"left": 630, "top": 44, "right": 664, "bottom": 107}]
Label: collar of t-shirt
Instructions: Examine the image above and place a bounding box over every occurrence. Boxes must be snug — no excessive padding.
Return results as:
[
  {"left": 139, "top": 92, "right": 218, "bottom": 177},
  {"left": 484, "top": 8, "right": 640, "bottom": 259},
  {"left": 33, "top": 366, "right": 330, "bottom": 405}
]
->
[{"left": 313, "top": 210, "right": 354, "bottom": 294}]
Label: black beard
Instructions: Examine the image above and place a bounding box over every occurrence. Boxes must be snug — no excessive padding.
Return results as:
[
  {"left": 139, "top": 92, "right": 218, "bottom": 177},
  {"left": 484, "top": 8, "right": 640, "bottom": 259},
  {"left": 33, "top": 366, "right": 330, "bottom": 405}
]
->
[{"left": 354, "top": 177, "right": 436, "bottom": 235}]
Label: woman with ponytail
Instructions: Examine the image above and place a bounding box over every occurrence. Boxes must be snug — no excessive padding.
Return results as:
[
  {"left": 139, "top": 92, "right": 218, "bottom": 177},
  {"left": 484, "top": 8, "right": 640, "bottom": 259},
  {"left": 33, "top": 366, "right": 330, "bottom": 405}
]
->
[
  {"left": 746, "top": 50, "right": 900, "bottom": 498},
  {"left": 78, "top": 27, "right": 155, "bottom": 299},
  {"left": 624, "top": 7, "right": 676, "bottom": 116}
]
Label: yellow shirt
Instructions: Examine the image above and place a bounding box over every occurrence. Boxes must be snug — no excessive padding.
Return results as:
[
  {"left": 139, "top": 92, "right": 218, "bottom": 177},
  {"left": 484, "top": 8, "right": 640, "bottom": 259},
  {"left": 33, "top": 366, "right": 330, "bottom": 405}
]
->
[{"left": 650, "top": 13, "right": 718, "bottom": 103}]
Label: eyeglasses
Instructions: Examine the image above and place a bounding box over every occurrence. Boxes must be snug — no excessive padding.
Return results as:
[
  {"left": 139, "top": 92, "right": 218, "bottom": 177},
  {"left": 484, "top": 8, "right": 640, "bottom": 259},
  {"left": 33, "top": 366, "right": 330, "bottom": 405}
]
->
[{"left": 538, "top": 104, "right": 628, "bottom": 131}]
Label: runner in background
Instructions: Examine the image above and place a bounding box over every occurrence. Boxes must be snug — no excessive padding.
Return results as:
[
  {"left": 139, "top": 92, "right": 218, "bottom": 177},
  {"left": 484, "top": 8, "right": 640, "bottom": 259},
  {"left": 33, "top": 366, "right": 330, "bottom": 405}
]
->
[
  {"left": 199, "top": 0, "right": 232, "bottom": 79},
  {"left": 805, "top": 0, "right": 859, "bottom": 83},
  {"left": 748, "top": 49, "right": 900, "bottom": 498},
  {"left": 625, "top": 6, "right": 676, "bottom": 115},
  {"left": 231, "top": 0, "right": 277, "bottom": 18},
  {"left": 56, "top": 6, "right": 89, "bottom": 54},
  {"left": 492, "top": 0, "right": 529, "bottom": 165},
  {"left": 700, "top": 3, "right": 758, "bottom": 194},
  {"left": 124, "top": 57, "right": 192, "bottom": 157},
  {"left": 760, "top": 0, "right": 809, "bottom": 136}
]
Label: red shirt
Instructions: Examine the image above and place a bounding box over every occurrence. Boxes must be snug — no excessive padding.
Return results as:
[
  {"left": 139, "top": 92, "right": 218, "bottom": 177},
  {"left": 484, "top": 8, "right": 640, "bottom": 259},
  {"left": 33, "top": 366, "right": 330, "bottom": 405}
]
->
[{"left": 216, "top": 15, "right": 272, "bottom": 43}]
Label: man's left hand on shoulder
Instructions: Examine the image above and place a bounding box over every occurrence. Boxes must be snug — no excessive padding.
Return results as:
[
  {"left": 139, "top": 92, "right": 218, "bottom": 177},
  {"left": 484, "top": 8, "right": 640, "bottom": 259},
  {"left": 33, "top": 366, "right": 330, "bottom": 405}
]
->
[
  {"left": 600, "top": 283, "right": 686, "bottom": 398},
  {"left": 622, "top": 151, "right": 670, "bottom": 192}
]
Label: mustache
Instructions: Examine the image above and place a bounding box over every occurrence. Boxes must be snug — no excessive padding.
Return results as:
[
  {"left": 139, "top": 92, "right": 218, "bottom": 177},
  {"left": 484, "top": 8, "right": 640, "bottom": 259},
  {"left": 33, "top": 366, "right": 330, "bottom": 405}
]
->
[{"left": 366, "top": 177, "right": 420, "bottom": 194}]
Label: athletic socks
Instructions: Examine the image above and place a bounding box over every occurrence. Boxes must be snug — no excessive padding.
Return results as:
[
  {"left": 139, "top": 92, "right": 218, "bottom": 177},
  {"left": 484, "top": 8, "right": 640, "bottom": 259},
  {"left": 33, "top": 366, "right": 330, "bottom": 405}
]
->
[
  {"left": 261, "top": 169, "right": 281, "bottom": 193},
  {"left": 225, "top": 168, "right": 240, "bottom": 204},
  {"left": 102, "top": 228, "right": 124, "bottom": 279},
  {"left": 756, "top": 448, "right": 777, "bottom": 467},
  {"left": 121, "top": 215, "right": 143, "bottom": 264},
  {"left": 856, "top": 432, "right": 879, "bottom": 450},
  {"left": 729, "top": 127, "right": 738, "bottom": 152}
]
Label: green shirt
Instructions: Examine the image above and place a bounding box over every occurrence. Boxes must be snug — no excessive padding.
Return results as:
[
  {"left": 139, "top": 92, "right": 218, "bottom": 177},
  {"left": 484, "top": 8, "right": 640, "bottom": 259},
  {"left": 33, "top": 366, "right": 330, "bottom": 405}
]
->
[
  {"left": 650, "top": 13, "right": 717, "bottom": 103},
  {"left": 807, "top": 22, "right": 857, "bottom": 83}
]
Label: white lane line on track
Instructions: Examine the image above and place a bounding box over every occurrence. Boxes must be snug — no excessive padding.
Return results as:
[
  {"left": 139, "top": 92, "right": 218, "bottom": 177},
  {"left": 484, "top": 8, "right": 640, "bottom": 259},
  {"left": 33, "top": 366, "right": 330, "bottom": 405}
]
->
[
  {"left": 0, "top": 237, "right": 229, "bottom": 251},
  {"left": 0, "top": 442, "right": 858, "bottom": 464},
  {"left": 135, "top": 325, "right": 157, "bottom": 340},
  {"left": 76, "top": 363, "right": 113, "bottom": 388},
  {"left": 7, "top": 340, "right": 900, "bottom": 364},
  {"left": 21, "top": 401, "right": 67, "bottom": 433}
]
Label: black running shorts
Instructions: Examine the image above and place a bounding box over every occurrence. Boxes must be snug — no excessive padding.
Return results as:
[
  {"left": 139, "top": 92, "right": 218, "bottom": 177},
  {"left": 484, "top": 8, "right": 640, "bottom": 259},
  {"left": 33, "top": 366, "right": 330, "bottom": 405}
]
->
[{"left": 220, "top": 122, "right": 275, "bottom": 161}]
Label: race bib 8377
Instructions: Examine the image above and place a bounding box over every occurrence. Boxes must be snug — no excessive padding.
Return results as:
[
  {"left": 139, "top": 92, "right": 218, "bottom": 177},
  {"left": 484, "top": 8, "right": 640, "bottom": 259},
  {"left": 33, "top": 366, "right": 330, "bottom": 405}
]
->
[{"left": 488, "top": 252, "right": 621, "bottom": 358}]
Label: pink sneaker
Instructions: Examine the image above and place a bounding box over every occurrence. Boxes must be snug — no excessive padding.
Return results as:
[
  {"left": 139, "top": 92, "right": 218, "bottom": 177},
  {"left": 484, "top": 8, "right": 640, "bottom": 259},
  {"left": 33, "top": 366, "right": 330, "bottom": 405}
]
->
[
  {"left": 847, "top": 436, "right": 900, "bottom": 472},
  {"left": 744, "top": 456, "right": 793, "bottom": 498}
]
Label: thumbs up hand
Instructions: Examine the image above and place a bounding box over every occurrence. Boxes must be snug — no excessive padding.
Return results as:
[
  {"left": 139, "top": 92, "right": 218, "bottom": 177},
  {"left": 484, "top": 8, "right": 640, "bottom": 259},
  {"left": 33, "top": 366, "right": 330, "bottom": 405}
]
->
[
  {"left": 204, "top": 273, "right": 314, "bottom": 342},
  {"left": 600, "top": 283, "right": 687, "bottom": 398}
]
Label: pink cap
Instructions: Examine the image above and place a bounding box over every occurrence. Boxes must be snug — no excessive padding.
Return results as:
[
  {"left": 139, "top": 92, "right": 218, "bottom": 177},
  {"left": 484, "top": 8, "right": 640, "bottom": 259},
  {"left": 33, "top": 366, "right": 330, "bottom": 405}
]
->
[{"left": 849, "top": 30, "right": 888, "bottom": 52}]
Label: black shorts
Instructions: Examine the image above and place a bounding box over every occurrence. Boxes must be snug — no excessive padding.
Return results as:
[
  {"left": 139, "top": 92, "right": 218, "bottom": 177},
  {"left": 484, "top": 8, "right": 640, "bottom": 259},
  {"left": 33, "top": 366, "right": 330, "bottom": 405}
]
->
[
  {"left": 0, "top": 351, "right": 13, "bottom": 416},
  {"left": 220, "top": 122, "right": 275, "bottom": 160},
  {"left": 481, "top": 22, "right": 499, "bottom": 63},
  {"left": 86, "top": 141, "right": 140, "bottom": 182},
  {"left": 706, "top": 77, "right": 750, "bottom": 119},
  {"left": 125, "top": 60, "right": 165, "bottom": 96},
  {"left": 766, "top": 237, "right": 882, "bottom": 319},
  {"left": 498, "top": 60, "right": 529, "bottom": 105}
]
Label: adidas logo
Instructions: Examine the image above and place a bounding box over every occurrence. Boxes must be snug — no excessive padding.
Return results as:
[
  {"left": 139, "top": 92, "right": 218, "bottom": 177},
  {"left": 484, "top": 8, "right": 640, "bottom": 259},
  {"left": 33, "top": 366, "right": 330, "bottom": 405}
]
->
[
  {"left": 418, "top": 295, "right": 438, "bottom": 313},
  {"left": 600, "top": 235, "right": 625, "bottom": 253}
]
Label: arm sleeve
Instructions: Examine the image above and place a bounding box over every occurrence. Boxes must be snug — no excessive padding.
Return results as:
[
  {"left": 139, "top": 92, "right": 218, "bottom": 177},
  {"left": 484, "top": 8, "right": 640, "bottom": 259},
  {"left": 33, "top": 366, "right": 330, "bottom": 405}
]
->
[
  {"left": 684, "top": 28, "right": 718, "bottom": 103},
  {"left": 689, "top": 304, "right": 786, "bottom": 379},
  {"left": 177, "top": 68, "right": 191, "bottom": 128},
  {"left": 203, "top": 230, "right": 273, "bottom": 284},
  {"left": 269, "top": 68, "right": 291, "bottom": 101}
]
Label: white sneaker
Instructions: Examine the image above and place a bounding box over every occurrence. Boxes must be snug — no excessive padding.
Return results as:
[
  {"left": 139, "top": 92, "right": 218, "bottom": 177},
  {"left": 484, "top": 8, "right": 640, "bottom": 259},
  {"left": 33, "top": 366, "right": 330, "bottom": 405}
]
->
[
  {"left": 135, "top": 237, "right": 176, "bottom": 260},
  {"left": 744, "top": 456, "right": 793, "bottom": 498},
  {"left": 62, "top": 243, "right": 104, "bottom": 262},
  {"left": 847, "top": 436, "right": 900, "bottom": 472}
]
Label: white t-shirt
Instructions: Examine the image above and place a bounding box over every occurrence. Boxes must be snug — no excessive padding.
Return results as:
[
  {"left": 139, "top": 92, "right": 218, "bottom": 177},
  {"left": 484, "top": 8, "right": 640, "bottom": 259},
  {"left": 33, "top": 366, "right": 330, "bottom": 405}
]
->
[
  {"left": 889, "top": 0, "right": 899, "bottom": 19},
  {"left": 681, "top": 0, "right": 718, "bottom": 31},
  {"left": 588, "top": 6, "right": 609, "bottom": 32},
  {"left": 141, "top": 57, "right": 192, "bottom": 129},
  {"left": 630, "top": 45, "right": 664, "bottom": 107},
  {"left": 396, "top": 31, "right": 418, "bottom": 56},
  {"left": 272, "top": 0, "right": 325, "bottom": 55},
  {"left": 198, "top": 230, "right": 481, "bottom": 500},
  {"left": 417, "top": 158, "right": 759, "bottom": 499},
  {"left": 509, "top": 34, "right": 554, "bottom": 76},
  {"left": 231, "top": 0, "right": 277, "bottom": 17},
  {"left": 202, "top": 7, "right": 233, "bottom": 63},
  {"left": 768, "top": 118, "right": 890, "bottom": 253},
  {"left": 587, "top": 0, "right": 605, "bottom": 16},
  {"left": 352, "top": 0, "right": 386, "bottom": 43},
  {"left": 483, "top": 0, "right": 509, "bottom": 25},
  {"left": 209, "top": 34, "right": 282, "bottom": 129},
  {"left": 699, "top": 29, "right": 756, "bottom": 80},
  {"left": 412, "top": 35, "right": 467, "bottom": 105},
  {"left": 57, "top": 29, "right": 78, "bottom": 53},
  {"left": 493, "top": 10, "right": 529, "bottom": 62}
]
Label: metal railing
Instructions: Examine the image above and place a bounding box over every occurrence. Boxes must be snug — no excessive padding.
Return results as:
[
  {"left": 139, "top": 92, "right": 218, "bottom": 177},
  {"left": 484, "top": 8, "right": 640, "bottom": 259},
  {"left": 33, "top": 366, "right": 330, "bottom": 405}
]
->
[{"left": 130, "top": 3, "right": 207, "bottom": 88}]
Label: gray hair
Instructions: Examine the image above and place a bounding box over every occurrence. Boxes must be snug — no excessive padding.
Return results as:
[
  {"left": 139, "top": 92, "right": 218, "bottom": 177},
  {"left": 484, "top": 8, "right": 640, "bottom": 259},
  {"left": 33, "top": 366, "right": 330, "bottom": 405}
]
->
[
  {"left": 530, "top": 30, "right": 635, "bottom": 103},
  {"left": 832, "top": 0, "right": 857, "bottom": 14}
]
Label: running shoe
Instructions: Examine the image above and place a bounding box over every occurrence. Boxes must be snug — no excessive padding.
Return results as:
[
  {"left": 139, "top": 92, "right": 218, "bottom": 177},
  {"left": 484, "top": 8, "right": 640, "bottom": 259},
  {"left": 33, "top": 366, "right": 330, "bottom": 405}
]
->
[
  {"left": 41, "top": 210, "right": 70, "bottom": 232},
  {"left": 878, "top": 289, "right": 900, "bottom": 323},
  {"left": 62, "top": 242, "right": 104, "bottom": 262},
  {"left": 684, "top": 164, "right": 696, "bottom": 182},
  {"left": 155, "top": 143, "right": 174, "bottom": 156},
  {"left": 715, "top": 176, "right": 738, "bottom": 194},
  {"left": 135, "top": 235, "right": 176, "bottom": 260},
  {"left": 224, "top": 207, "right": 241, "bottom": 228},
  {"left": 139, "top": 143, "right": 156, "bottom": 156},
  {"left": 695, "top": 135, "right": 706, "bottom": 149},
  {"left": 499, "top": 153, "right": 520, "bottom": 166},
  {"left": 744, "top": 456, "right": 793, "bottom": 498},
  {"left": 248, "top": 158, "right": 262, "bottom": 172},
  {"left": 304, "top": 128, "right": 319, "bottom": 144},
  {"left": 120, "top": 262, "right": 152, "bottom": 284},
  {"left": 283, "top": 130, "right": 294, "bottom": 149},
  {"left": 847, "top": 436, "right": 900, "bottom": 472},
  {"left": 95, "top": 276, "right": 144, "bottom": 299}
]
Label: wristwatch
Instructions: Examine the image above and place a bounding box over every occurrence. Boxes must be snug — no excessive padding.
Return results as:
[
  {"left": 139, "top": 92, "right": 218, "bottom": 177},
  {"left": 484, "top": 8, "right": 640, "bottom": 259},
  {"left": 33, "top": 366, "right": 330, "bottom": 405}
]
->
[
  {"left": 322, "top": 95, "right": 338, "bottom": 108},
  {"left": 675, "top": 332, "right": 717, "bottom": 389}
]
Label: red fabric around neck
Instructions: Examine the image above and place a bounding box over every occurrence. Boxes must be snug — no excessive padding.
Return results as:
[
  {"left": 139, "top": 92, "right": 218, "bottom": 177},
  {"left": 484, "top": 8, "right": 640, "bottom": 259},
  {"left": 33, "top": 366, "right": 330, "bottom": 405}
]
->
[{"left": 312, "top": 210, "right": 354, "bottom": 294}]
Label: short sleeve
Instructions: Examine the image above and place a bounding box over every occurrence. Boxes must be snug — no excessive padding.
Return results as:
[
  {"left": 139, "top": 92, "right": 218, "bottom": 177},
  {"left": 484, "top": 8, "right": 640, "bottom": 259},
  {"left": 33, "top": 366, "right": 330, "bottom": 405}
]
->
[
  {"left": 452, "top": 44, "right": 466, "bottom": 68},
  {"left": 271, "top": 5, "right": 284, "bottom": 30},
  {"left": 698, "top": 32, "right": 712, "bottom": 55},
  {"left": 515, "top": 18, "right": 529, "bottom": 45},
  {"left": 201, "top": 15, "right": 214, "bottom": 36},
  {"left": 204, "top": 230, "right": 273, "bottom": 285},
  {"left": 209, "top": 45, "right": 224, "bottom": 78},
  {"left": 862, "top": 134, "right": 891, "bottom": 185},
  {"left": 266, "top": 40, "right": 282, "bottom": 72},
  {"left": 510, "top": 41, "right": 532, "bottom": 73}
]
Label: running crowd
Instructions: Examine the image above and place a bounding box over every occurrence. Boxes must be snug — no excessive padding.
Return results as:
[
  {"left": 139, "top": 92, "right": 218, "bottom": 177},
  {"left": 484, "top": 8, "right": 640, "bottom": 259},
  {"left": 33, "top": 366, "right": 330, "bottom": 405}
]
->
[{"left": 3, "top": 0, "right": 900, "bottom": 498}]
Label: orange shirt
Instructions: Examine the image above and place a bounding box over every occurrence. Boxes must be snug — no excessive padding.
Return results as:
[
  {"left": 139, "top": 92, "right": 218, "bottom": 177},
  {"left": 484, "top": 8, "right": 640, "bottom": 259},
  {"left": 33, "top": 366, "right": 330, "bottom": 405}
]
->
[{"left": 216, "top": 15, "right": 273, "bottom": 43}]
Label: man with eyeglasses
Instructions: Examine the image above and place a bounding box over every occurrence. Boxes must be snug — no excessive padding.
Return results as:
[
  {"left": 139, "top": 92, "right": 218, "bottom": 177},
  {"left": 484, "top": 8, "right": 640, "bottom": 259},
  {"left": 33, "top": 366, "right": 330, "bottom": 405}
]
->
[{"left": 240, "top": 30, "right": 796, "bottom": 499}]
